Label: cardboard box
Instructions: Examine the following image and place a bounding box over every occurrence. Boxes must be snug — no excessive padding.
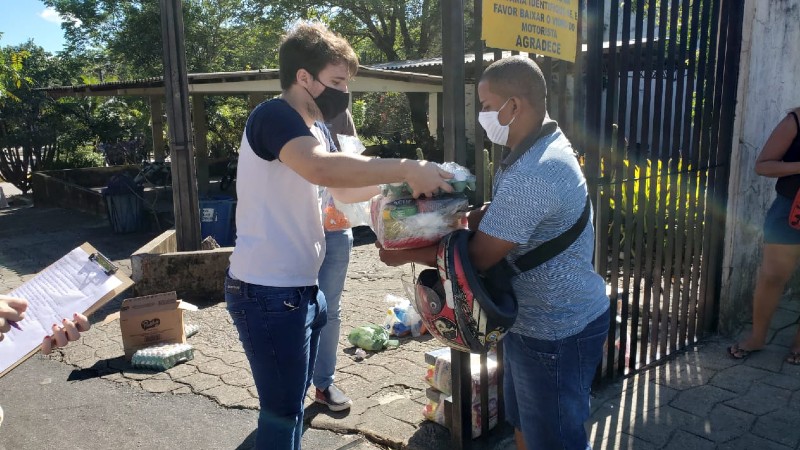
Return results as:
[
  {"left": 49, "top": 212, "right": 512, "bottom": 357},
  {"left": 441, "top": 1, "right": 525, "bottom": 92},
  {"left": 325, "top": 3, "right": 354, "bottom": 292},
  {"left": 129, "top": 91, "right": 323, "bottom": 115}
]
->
[{"left": 119, "top": 291, "right": 197, "bottom": 359}]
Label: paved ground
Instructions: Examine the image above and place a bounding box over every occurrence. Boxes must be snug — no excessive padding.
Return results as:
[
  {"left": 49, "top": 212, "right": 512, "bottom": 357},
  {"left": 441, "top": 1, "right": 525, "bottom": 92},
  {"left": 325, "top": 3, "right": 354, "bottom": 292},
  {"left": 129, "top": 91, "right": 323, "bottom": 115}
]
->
[{"left": 2, "top": 190, "right": 800, "bottom": 449}]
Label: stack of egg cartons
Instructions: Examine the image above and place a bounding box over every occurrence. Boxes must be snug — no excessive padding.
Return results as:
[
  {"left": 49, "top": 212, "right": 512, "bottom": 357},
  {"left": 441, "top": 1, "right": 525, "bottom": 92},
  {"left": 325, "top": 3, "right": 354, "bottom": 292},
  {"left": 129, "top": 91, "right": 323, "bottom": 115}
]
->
[{"left": 131, "top": 342, "right": 194, "bottom": 371}]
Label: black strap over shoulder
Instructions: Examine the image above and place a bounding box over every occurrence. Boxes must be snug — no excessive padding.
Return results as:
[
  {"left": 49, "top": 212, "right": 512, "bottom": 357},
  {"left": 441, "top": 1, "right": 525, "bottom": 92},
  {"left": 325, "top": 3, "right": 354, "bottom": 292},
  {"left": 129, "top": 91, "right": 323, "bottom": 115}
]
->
[
  {"left": 512, "top": 195, "right": 592, "bottom": 273},
  {"left": 790, "top": 111, "right": 800, "bottom": 133}
]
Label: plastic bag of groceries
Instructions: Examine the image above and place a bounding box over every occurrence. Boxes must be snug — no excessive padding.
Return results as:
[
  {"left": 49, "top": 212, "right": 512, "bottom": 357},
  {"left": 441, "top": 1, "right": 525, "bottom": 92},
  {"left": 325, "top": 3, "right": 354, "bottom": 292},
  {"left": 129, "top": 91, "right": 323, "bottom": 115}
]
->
[
  {"left": 369, "top": 192, "right": 469, "bottom": 250},
  {"left": 382, "top": 294, "right": 425, "bottom": 337},
  {"left": 347, "top": 324, "right": 399, "bottom": 351},
  {"left": 320, "top": 135, "right": 371, "bottom": 230}
]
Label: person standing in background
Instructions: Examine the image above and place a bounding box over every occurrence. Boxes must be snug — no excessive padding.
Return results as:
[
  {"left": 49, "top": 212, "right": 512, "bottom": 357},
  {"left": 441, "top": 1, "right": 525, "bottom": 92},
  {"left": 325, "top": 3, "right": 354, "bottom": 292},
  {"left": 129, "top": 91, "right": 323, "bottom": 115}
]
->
[
  {"left": 313, "top": 109, "right": 379, "bottom": 411},
  {"left": 729, "top": 106, "right": 800, "bottom": 365}
]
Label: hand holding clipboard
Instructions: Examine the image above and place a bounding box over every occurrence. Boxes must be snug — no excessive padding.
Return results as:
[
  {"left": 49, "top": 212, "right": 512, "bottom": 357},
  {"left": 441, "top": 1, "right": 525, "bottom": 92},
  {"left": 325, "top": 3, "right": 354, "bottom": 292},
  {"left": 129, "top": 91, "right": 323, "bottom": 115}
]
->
[{"left": 0, "top": 243, "right": 134, "bottom": 377}]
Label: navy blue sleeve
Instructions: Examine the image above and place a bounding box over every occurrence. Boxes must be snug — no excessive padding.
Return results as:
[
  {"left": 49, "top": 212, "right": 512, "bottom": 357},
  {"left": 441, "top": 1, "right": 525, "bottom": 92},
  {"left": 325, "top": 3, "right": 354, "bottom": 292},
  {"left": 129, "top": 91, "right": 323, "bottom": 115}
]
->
[{"left": 245, "top": 99, "right": 314, "bottom": 161}]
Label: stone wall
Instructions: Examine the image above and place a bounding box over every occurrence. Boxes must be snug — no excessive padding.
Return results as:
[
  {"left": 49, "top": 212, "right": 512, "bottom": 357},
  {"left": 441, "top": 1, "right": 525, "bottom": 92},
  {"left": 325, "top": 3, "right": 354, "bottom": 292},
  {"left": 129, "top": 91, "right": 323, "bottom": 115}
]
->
[
  {"left": 720, "top": 0, "right": 800, "bottom": 334},
  {"left": 131, "top": 230, "right": 232, "bottom": 303},
  {"left": 31, "top": 166, "right": 139, "bottom": 217}
]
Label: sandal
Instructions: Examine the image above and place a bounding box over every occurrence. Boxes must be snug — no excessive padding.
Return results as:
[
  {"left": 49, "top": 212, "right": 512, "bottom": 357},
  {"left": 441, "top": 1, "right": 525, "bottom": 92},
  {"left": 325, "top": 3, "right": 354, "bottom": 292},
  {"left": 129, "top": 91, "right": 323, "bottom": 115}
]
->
[
  {"left": 727, "top": 342, "right": 762, "bottom": 360},
  {"left": 785, "top": 351, "right": 800, "bottom": 365}
]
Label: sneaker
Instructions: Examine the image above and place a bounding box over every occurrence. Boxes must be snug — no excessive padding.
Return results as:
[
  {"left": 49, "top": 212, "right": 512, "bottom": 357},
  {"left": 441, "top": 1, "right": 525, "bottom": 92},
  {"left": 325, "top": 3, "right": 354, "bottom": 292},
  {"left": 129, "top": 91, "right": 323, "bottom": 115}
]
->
[
  {"left": 0, "top": 404, "right": 4, "bottom": 428},
  {"left": 315, "top": 384, "right": 352, "bottom": 412}
]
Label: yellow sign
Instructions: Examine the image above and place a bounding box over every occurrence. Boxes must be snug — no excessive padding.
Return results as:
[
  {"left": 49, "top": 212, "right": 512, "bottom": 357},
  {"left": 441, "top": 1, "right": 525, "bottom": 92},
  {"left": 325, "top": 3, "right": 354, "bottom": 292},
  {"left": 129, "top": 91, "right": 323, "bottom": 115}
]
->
[{"left": 482, "top": 0, "right": 578, "bottom": 62}]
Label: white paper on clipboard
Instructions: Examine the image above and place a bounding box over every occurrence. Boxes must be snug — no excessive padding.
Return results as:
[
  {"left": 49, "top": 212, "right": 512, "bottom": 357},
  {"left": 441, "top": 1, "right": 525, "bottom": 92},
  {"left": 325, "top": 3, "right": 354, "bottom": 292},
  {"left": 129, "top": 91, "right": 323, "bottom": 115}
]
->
[{"left": 0, "top": 243, "right": 133, "bottom": 377}]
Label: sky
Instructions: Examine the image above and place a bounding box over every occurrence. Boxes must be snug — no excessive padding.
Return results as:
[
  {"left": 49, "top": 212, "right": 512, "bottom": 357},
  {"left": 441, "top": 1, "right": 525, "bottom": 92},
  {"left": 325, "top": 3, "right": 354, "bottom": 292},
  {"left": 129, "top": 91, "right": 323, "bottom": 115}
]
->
[{"left": 0, "top": 0, "right": 75, "bottom": 53}]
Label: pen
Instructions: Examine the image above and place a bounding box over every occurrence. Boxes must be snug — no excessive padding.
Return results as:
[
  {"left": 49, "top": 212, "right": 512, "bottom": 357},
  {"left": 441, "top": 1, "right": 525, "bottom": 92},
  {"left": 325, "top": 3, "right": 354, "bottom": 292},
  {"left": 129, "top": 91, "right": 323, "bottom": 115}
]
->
[{"left": 8, "top": 321, "right": 22, "bottom": 331}]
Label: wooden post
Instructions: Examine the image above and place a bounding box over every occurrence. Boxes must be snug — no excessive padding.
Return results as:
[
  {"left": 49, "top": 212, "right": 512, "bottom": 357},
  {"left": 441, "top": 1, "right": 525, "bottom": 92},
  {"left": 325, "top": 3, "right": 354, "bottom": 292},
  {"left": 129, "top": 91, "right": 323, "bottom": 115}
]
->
[
  {"left": 150, "top": 96, "right": 166, "bottom": 162},
  {"left": 192, "top": 94, "right": 209, "bottom": 197},
  {"left": 159, "top": 0, "right": 201, "bottom": 251},
  {"left": 442, "top": 0, "right": 467, "bottom": 166}
]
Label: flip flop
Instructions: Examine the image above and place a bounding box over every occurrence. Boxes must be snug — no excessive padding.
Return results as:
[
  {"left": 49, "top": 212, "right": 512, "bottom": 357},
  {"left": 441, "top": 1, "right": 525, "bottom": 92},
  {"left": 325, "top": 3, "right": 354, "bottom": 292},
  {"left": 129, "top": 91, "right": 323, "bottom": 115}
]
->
[
  {"left": 727, "top": 342, "right": 761, "bottom": 360},
  {"left": 784, "top": 351, "right": 800, "bottom": 365}
]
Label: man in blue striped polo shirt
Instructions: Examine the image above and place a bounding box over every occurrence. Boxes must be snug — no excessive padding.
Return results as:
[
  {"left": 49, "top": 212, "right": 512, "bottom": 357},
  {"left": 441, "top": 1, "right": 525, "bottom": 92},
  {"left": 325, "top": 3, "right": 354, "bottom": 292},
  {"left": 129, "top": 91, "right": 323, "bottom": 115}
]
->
[{"left": 380, "top": 56, "right": 609, "bottom": 450}]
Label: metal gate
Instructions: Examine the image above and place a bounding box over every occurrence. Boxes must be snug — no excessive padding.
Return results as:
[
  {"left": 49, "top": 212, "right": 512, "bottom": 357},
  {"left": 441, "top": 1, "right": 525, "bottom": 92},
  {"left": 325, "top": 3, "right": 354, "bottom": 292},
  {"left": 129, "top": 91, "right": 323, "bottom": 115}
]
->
[
  {"left": 469, "top": 0, "right": 745, "bottom": 381},
  {"left": 580, "top": 0, "right": 744, "bottom": 379}
]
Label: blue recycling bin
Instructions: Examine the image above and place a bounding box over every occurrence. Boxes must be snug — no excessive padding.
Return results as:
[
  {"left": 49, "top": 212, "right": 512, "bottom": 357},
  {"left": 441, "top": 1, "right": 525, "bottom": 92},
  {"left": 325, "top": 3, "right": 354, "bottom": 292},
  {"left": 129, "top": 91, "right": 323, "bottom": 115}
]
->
[
  {"left": 103, "top": 174, "right": 145, "bottom": 233},
  {"left": 199, "top": 195, "right": 236, "bottom": 246}
]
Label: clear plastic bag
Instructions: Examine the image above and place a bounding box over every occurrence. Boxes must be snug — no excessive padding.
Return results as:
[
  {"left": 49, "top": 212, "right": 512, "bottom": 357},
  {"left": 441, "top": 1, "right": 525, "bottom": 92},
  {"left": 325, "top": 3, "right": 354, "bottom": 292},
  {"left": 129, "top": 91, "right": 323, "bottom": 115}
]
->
[
  {"left": 320, "top": 135, "right": 372, "bottom": 229},
  {"left": 369, "top": 193, "right": 469, "bottom": 250},
  {"left": 382, "top": 294, "right": 424, "bottom": 337}
]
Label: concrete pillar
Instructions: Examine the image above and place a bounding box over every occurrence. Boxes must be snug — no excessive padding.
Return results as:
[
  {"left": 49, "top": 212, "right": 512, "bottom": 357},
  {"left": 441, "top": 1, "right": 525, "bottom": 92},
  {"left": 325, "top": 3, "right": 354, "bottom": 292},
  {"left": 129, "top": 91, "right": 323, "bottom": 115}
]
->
[
  {"left": 150, "top": 96, "right": 166, "bottom": 162},
  {"left": 192, "top": 94, "right": 209, "bottom": 196}
]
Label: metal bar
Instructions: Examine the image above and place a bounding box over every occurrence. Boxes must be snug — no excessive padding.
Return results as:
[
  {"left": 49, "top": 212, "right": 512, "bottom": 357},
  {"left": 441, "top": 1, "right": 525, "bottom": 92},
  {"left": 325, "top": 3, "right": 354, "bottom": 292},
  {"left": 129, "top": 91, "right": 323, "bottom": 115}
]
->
[
  {"left": 159, "top": 0, "right": 201, "bottom": 251},
  {"left": 649, "top": 0, "right": 670, "bottom": 362},
  {"left": 473, "top": 0, "right": 485, "bottom": 205},
  {"left": 661, "top": 0, "right": 682, "bottom": 355},
  {"left": 695, "top": 0, "right": 721, "bottom": 338},
  {"left": 572, "top": 0, "right": 586, "bottom": 159},
  {"left": 628, "top": 0, "right": 647, "bottom": 370},
  {"left": 479, "top": 352, "right": 489, "bottom": 437},
  {"left": 585, "top": 0, "right": 604, "bottom": 262},
  {"left": 450, "top": 349, "right": 473, "bottom": 449},
  {"left": 616, "top": 0, "right": 634, "bottom": 375},
  {"left": 687, "top": 0, "right": 714, "bottom": 343},
  {"left": 670, "top": 0, "right": 693, "bottom": 351},
  {"left": 638, "top": 0, "right": 659, "bottom": 367},
  {"left": 604, "top": 0, "right": 622, "bottom": 380}
]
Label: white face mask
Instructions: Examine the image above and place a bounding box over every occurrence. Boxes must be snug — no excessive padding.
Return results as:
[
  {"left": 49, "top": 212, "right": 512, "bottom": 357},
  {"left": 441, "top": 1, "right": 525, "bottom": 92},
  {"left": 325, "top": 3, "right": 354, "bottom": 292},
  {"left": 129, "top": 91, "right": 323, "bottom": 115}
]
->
[{"left": 478, "top": 98, "right": 516, "bottom": 146}]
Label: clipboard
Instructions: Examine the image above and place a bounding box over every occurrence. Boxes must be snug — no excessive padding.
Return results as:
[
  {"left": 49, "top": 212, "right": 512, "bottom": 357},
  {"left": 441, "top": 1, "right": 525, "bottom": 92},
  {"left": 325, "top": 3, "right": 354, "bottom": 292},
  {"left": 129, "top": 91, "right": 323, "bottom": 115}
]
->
[{"left": 0, "top": 242, "right": 134, "bottom": 378}]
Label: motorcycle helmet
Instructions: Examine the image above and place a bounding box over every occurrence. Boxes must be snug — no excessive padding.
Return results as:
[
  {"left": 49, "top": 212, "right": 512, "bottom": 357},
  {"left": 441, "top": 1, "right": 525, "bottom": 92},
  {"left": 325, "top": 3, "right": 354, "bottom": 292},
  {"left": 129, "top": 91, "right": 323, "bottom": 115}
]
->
[{"left": 413, "top": 229, "right": 518, "bottom": 353}]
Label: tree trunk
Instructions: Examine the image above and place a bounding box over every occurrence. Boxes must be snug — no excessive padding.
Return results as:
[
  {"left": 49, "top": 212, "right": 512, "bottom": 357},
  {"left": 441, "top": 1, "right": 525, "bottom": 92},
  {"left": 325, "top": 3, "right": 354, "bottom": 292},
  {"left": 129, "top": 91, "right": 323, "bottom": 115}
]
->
[{"left": 405, "top": 92, "right": 433, "bottom": 153}]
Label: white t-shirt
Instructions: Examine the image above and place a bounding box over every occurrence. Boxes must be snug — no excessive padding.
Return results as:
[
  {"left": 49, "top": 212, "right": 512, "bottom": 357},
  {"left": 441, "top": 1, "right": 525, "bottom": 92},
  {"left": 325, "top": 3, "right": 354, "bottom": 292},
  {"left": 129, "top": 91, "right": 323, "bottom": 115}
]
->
[{"left": 228, "top": 99, "right": 331, "bottom": 287}]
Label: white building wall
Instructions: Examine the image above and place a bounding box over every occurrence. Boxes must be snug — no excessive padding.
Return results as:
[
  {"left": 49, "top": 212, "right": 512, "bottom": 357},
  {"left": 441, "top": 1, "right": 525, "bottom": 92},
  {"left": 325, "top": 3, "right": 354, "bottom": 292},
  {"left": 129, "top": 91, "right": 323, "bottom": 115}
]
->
[{"left": 720, "top": 0, "right": 800, "bottom": 333}]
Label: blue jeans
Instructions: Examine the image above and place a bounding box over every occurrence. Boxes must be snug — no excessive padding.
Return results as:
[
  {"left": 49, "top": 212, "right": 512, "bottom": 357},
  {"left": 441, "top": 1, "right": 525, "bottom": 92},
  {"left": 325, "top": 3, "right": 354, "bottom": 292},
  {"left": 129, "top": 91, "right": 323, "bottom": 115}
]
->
[
  {"left": 503, "top": 308, "right": 610, "bottom": 450},
  {"left": 224, "top": 275, "right": 327, "bottom": 450},
  {"left": 314, "top": 228, "right": 353, "bottom": 390}
]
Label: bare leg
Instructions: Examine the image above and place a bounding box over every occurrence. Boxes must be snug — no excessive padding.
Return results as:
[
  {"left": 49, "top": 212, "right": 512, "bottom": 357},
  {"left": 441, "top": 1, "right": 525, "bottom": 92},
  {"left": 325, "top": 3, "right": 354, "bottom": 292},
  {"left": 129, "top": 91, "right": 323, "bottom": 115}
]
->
[
  {"left": 515, "top": 428, "right": 526, "bottom": 450},
  {"left": 736, "top": 243, "right": 800, "bottom": 350}
]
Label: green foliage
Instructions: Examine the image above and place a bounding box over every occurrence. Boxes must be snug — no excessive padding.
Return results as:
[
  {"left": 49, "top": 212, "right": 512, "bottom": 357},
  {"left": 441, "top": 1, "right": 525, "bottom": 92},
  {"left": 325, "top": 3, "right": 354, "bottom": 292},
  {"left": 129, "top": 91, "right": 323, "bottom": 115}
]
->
[
  {"left": 357, "top": 92, "right": 413, "bottom": 142},
  {"left": 351, "top": 99, "right": 366, "bottom": 130},
  {"left": 206, "top": 96, "right": 250, "bottom": 158},
  {"left": 46, "top": 145, "right": 105, "bottom": 170}
]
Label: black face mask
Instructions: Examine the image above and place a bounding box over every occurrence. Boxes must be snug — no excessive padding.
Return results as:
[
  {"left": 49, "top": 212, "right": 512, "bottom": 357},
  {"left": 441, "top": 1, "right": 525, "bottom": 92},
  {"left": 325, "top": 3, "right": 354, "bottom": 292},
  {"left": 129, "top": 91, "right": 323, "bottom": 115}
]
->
[{"left": 308, "top": 78, "right": 350, "bottom": 121}]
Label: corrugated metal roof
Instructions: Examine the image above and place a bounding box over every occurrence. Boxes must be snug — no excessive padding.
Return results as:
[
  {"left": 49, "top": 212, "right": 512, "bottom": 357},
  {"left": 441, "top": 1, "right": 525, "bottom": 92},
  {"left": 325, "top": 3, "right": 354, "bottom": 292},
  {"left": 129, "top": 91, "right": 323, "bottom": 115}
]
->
[
  {"left": 40, "top": 66, "right": 443, "bottom": 97},
  {"left": 367, "top": 51, "right": 521, "bottom": 71}
]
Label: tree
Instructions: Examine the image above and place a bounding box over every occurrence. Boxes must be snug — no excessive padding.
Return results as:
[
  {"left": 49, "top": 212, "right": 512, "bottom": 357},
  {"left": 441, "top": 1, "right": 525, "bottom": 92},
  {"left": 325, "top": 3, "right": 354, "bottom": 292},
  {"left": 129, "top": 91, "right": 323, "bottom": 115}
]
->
[{"left": 269, "top": 0, "right": 448, "bottom": 148}]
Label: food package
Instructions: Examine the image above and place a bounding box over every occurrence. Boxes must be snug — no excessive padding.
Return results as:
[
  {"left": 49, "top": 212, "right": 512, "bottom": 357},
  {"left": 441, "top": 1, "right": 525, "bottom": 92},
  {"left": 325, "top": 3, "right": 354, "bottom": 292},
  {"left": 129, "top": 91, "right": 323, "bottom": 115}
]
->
[
  {"left": 370, "top": 193, "right": 469, "bottom": 250},
  {"left": 423, "top": 388, "right": 499, "bottom": 438},
  {"left": 320, "top": 135, "right": 371, "bottom": 230},
  {"left": 348, "top": 324, "right": 400, "bottom": 351},
  {"left": 423, "top": 349, "right": 499, "bottom": 397},
  {"left": 382, "top": 294, "right": 425, "bottom": 337}
]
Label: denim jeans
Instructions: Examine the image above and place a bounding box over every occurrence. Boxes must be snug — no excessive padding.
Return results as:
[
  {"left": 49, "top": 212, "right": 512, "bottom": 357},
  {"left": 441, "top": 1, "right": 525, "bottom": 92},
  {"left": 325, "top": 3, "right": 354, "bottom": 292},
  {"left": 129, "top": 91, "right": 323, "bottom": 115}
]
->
[
  {"left": 224, "top": 275, "right": 327, "bottom": 450},
  {"left": 314, "top": 228, "right": 353, "bottom": 390},
  {"left": 503, "top": 308, "right": 610, "bottom": 450}
]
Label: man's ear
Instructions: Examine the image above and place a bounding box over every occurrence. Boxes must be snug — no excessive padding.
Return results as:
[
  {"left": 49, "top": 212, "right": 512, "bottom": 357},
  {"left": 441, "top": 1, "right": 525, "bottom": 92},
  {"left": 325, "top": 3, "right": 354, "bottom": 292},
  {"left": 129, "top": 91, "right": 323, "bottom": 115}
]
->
[{"left": 296, "top": 68, "right": 313, "bottom": 87}]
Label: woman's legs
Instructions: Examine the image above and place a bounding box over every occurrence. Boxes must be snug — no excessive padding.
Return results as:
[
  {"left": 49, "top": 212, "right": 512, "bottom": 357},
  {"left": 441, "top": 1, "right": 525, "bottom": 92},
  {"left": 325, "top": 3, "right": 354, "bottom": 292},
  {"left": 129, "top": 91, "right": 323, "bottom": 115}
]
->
[{"left": 735, "top": 243, "right": 800, "bottom": 351}]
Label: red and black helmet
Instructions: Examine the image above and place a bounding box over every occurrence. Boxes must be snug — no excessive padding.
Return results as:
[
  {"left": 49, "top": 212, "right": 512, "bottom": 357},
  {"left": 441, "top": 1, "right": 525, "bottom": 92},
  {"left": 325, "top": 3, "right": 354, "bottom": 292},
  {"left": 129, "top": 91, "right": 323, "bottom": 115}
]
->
[{"left": 413, "top": 229, "right": 518, "bottom": 353}]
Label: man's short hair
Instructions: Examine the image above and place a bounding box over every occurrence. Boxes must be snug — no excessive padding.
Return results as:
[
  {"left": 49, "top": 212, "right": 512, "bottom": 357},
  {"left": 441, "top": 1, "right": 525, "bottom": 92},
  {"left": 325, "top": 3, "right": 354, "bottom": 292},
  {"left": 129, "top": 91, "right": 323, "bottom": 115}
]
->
[
  {"left": 481, "top": 56, "right": 547, "bottom": 115},
  {"left": 279, "top": 22, "right": 359, "bottom": 90}
]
